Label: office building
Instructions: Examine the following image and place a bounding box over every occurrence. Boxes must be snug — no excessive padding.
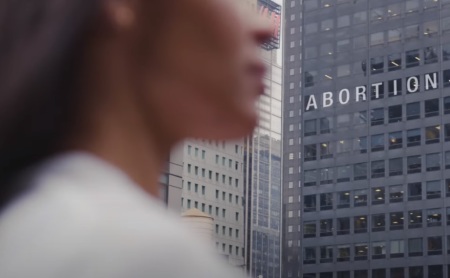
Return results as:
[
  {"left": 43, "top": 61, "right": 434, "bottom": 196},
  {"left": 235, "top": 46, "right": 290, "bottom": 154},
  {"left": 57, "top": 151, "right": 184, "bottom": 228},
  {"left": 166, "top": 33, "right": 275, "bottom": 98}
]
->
[{"left": 283, "top": 0, "right": 450, "bottom": 277}]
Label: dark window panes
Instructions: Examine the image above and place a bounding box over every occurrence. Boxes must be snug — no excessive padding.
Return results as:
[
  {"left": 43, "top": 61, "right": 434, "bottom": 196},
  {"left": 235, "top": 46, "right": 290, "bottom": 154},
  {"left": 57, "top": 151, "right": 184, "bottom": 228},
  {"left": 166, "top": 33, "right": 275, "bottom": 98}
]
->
[
  {"left": 388, "top": 105, "right": 402, "bottom": 123},
  {"left": 428, "top": 265, "right": 443, "bottom": 278},
  {"left": 354, "top": 163, "right": 367, "bottom": 180},
  {"left": 425, "top": 46, "right": 438, "bottom": 64},
  {"left": 304, "top": 221, "right": 316, "bottom": 238},
  {"left": 337, "top": 218, "right": 350, "bottom": 235},
  {"left": 389, "top": 132, "right": 403, "bottom": 149},
  {"left": 443, "top": 69, "right": 450, "bottom": 87},
  {"left": 407, "top": 155, "right": 421, "bottom": 174},
  {"left": 389, "top": 158, "right": 403, "bottom": 176},
  {"left": 426, "top": 125, "right": 440, "bottom": 144},
  {"left": 372, "top": 187, "right": 385, "bottom": 204},
  {"left": 407, "top": 128, "right": 421, "bottom": 146},
  {"left": 354, "top": 244, "right": 368, "bottom": 260},
  {"left": 320, "top": 193, "right": 333, "bottom": 210},
  {"left": 388, "top": 79, "right": 402, "bottom": 97},
  {"left": 407, "top": 102, "right": 420, "bottom": 120},
  {"left": 337, "top": 245, "right": 350, "bottom": 262},
  {"left": 371, "top": 160, "right": 385, "bottom": 178},
  {"left": 354, "top": 215, "right": 367, "bottom": 233},
  {"left": 371, "top": 134, "right": 384, "bottom": 152},
  {"left": 446, "top": 180, "right": 450, "bottom": 197},
  {"left": 370, "top": 57, "right": 384, "bottom": 74},
  {"left": 320, "top": 142, "right": 333, "bottom": 159},
  {"left": 388, "top": 54, "right": 401, "bottom": 71},
  {"left": 304, "top": 72, "right": 316, "bottom": 88},
  {"left": 408, "top": 238, "right": 423, "bottom": 256},
  {"left": 320, "top": 168, "right": 334, "bottom": 184},
  {"left": 409, "top": 267, "right": 423, "bottom": 278},
  {"left": 425, "top": 99, "right": 439, "bottom": 117},
  {"left": 320, "top": 246, "right": 333, "bottom": 264},
  {"left": 354, "top": 189, "right": 367, "bottom": 207},
  {"left": 371, "top": 108, "right": 384, "bottom": 125},
  {"left": 444, "top": 97, "right": 450, "bottom": 114},
  {"left": 337, "top": 165, "right": 351, "bottom": 182},
  {"left": 390, "top": 185, "right": 403, "bottom": 203},
  {"left": 372, "top": 269, "right": 386, "bottom": 278},
  {"left": 337, "top": 191, "right": 351, "bottom": 208},
  {"left": 337, "top": 271, "right": 350, "bottom": 278},
  {"left": 320, "top": 273, "right": 333, "bottom": 278},
  {"left": 409, "top": 210, "right": 422, "bottom": 228},
  {"left": 408, "top": 182, "right": 422, "bottom": 201},
  {"left": 426, "top": 153, "right": 441, "bottom": 171},
  {"left": 304, "top": 144, "right": 317, "bottom": 161},
  {"left": 304, "top": 274, "right": 316, "bottom": 278},
  {"left": 390, "top": 240, "right": 405, "bottom": 258},
  {"left": 406, "top": 49, "right": 420, "bottom": 68},
  {"left": 427, "top": 180, "right": 441, "bottom": 199},
  {"left": 354, "top": 270, "right": 368, "bottom": 278},
  {"left": 372, "top": 214, "right": 385, "bottom": 232},
  {"left": 390, "top": 212, "right": 404, "bottom": 230},
  {"left": 372, "top": 242, "right": 386, "bottom": 260},
  {"left": 320, "top": 117, "right": 333, "bottom": 134},
  {"left": 447, "top": 207, "right": 450, "bottom": 225},
  {"left": 427, "top": 208, "right": 442, "bottom": 227},
  {"left": 304, "top": 0, "right": 319, "bottom": 11},
  {"left": 304, "top": 170, "right": 317, "bottom": 186},
  {"left": 371, "top": 83, "right": 384, "bottom": 100},
  {"left": 304, "top": 119, "right": 317, "bottom": 136},
  {"left": 304, "top": 195, "right": 316, "bottom": 212},
  {"left": 390, "top": 268, "right": 404, "bottom": 278},
  {"left": 428, "top": 237, "right": 443, "bottom": 255},
  {"left": 443, "top": 43, "right": 450, "bottom": 61},
  {"left": 354, "top": 137, "right": 367, "bottom": 153},
  {"left": 320, "top": 219, "right": 333, "bottom": 237},
  {"left": 303, "top": 247, "right": 316, "bottom": 264}
]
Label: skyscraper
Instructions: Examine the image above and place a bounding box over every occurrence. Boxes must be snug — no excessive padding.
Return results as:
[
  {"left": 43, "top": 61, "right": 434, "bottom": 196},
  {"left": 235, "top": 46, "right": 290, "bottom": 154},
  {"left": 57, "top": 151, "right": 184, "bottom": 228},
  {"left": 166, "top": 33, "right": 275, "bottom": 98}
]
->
[{"left": 283, "top": 0, "right": 450, "bottom": 277}]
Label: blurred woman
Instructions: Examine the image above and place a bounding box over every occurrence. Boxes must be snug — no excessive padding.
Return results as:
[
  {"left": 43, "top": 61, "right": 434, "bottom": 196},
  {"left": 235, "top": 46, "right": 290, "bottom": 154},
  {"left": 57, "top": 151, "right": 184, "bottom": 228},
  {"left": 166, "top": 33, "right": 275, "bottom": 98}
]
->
[{"left": 0, "top": 0, "right": 271, "bottom": 277}]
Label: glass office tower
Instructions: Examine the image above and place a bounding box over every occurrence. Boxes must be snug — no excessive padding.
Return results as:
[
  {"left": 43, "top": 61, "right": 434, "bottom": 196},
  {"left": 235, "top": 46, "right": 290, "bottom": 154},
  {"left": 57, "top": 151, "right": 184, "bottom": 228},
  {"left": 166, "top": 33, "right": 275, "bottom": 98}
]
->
[{"left": 283, "top": 0, "right": 450, "bottom": 277}]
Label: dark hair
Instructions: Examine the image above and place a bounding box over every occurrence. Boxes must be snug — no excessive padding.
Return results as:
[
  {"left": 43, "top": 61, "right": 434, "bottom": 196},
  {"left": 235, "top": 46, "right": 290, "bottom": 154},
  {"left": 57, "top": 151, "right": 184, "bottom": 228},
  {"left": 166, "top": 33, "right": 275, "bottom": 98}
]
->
[{"left": 0, "top": 1, "right": 100, "bottom": 210}]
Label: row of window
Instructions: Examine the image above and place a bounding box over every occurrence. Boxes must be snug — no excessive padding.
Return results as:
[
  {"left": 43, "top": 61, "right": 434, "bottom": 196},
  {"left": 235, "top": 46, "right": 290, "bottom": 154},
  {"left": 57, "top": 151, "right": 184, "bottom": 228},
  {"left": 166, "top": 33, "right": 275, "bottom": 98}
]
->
[
  {"left": 303, "top": 236, "right": 450, "bottom": 265},
  {"left": 186, "top": 164, "right": 240, "bottom": 187},
  {"left": 183, "top": 182, "right": 241, "bottom": 205},
  {"left": 302, "top": 98, "right": 450, "bottom": 137},
  {"left": 301, "top": 265, "right": 447, "bottom": 278},
  {"left": 215, "top": 224, "right": 240, "bottom": 239},
  {"left": 302, "top": 207, "right": 450, "bottom": 238},
  {"left": 302, "top": 180, "right": 450, "bottom": 212},
  {"left": 181, "top": 199, "right": 240, "bottom": 221},
  {"left": 215, "top": 242, "right": 243, "bottom": 258}
]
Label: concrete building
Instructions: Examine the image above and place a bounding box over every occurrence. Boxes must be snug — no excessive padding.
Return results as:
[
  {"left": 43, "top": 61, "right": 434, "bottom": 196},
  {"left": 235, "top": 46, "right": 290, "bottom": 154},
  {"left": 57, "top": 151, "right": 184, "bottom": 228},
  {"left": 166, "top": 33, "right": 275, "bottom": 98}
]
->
[{"left": 283, "top": 0, "right": 450, "bottom": 277}]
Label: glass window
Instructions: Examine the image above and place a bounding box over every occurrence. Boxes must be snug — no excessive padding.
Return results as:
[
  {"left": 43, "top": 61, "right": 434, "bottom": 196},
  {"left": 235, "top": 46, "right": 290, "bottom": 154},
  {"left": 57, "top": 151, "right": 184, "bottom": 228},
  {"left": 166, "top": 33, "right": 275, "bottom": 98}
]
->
[
  {"left": 320, "top": 246, "right": 333, "bottom": 263},
  {"left": 372, "top": 214, "right": 385, "bottom": 232},
  {"left": 371, "top": 134, "right": 384, "bottom": 152},
  {"left": 405, "top": 24, "right": 420, "bottom": 40},
  {"left": 336, "top": 140, "right": 352, "bottom": 154},
  {"left": 304, "top": 221, "right": 316, "bottom": 238},
  {"left": 409, "top": 266, "right": 423, "bottom": 278},
  {"left": 320, "top": 168, "right": 334, "bottom": 184},
  {"left": 390, "top": 185, "right": 403, "bottom": 203},
  {"left": 336, "top": 114, "right": 350, "bottom": 128},
  {"left": 390, "top": 268, "right": 404, "bottom": 278},
  {"left": 320, "top": 193, "right": 333, "bottom": 210},
  {"left": 409, "top": 238, "right": 423, "bottom": 256},
  {"left": 427, "top": 180, "right": 441, "bottom": 199},
  {"left": 371, "top": 160, "right": 385, "bottom": 178},
  {"left": 354, "top": 137, "right": 367, "bottom": 153},
  {"left": 444, "top": 69, "right": 450, "bottom": 87},
  {"left": 407, "top": 102, "right": 420, "bottom": 120},
  {"left": 337, "top": 271, "right": 350, "bottom": 278},
  {"left": 423, "top": 21, "right": 439, "bottom": 37},
  {"left": 447, "top": 207, "right": 450, "bottom": 224},
  {"left": 424, "top": 46, "right": 438, "bottom": 64},
  {"left": 428, "top": 265, "right": 443, "bottom": 278},
  {"left": 320, "top": 142, "right": 333, "bottom": 159},
  {"left": 304, "top": 119, "right": 317, "bottom": 136},
  {"left": 443, "top": 43, "right": 450, "bottom": 61},
  {"left": 387, "top": 3, "right": 403, "bottom": 19},
  {"left": 354, "top": 189, "right": 368, "bottom": 207},
  {"left": 389, "top": 131, "right": 403, "bottom": 149},
  {"left": 409, "top": 210, "right": 423, "bottom": 228},
  {"left": 337, "top": 64, "right": 351, "bottom": 77},
  {"left": 388, "top": 79, "right": 402, "bottom": 97},
  {"left": 371, "top": 8, "right": 384, "bottom": 21},
  {"left": 353, "top": 36, "right": 367, "bottom": 49},
  {"left": 304, "top": 195, "right": 316, "bottom": 212},
  {"left": 320, "top": 19, "right": 333, "bottom": 32},
  {"left": 425, "top": 99, "right": 439, "bottom": 117},
  {"left": 428, "top": 237, "right": 442, "bottom": 255},
  {"left": 372, "top": 187, "right": 385, "bottom": 204},
  {"left": 354, "top": 270, "right": 368, "bottom": 278},
  {"left": 320, "top": 219, "right": 333, "bottom": 236},
  {"left": 354, "top": 215, "right": 367, "bottom": 233},
  {"left": 445, "top": 124, "right": 450, "bottom": 141},
  {"left": 407, "top": 155, "right": 421, "bottom": 174},
  {"left": 406, "top": 49, "right": 420, "bottom": 67},
  {"left": 388, "top": 53, "right": 402, "bottom": 71},
  {"left": 304, "top": 170, "right": 318, "bottom": 186},
  {"left": 408, "top": 182, "right": 422, "bottom": 201},
  {"left": 389, "top": 158, "right": 403, "bottom": 176},
  {"left": 354, "top": 163, "right": 367, "bottom": 180},
  {"left": 320, "top": 43, "right": 333, "bottom": 56},
  {"left": 445, "top": 97, "right": 450, "bottom": 114},
  {"left": 388, "top": 105, "right": 402, "bottom": 123},
  {"left": 370, "top": 32, "right": 384, "bottom": 46},
  {"left": 407, "top": 128, "right": 421, "bottom": 146},
  {"left": 372, "top": 242, "right": 386, "bottom": 259},
  {"left": 304, "top": 0, "right": 319, "bottom": 11},
  {"left": 370, "top": 57, "right": 384, "bottom": 74},
  {"left": 426, "top": 153, "right": 441, "bottom": 171},
  {"left": 320, "top": 117, "right": 333, "bottom": 133},
  {"left": 337, "top": 218, "right": 350, "bottom": 235},
  {"left": 303, "top": 247, "right": 316, "bottom": 264},
  {"left": 406, "top": 0, "right": 420, "bottom": 13},
  {"left": 304, "top": 23, "right": 318, "bottom": 35},
  {"left": 388, "top": 28, "right": 402, "bottom": 43},
  {"left": 426, "top": 125, "right": 440, "bottom": 144},
  {"left": 337, "top": 191, "right": 351, "bottom": 208},
  {"left": 390, "top": 240, "right": 405, "bottom": 258},
  {"left": 354, "top": 111, "right": 367, "bottom": 125},
  {"left": 372, "top": 269, "right": 386, "bottom": 278},
  {"left": 304, "top": 144, "right": 317, "bottom": 161},
  {"left": 427, "top": 208, "right": 442, "bottom": 227},
  {"left": 337, "top": 15, "right": 351, "bottom": 28},
  {"left": 354, "top": 244, "right": 368, "bottom": 260},
  {"left": 371, "top": 108, "right": 384, "bottom": 126},
  {"left": 353, "top": 11, "right": 367, "bottom": 25},
  {"left": 424, "top": 0, "right": 439, "bottom": 9},
  {"left": 446, "top": 153, "right": 450, "bottom": 169},
  {"left": 337, "top": 165, "right": 351, "bottom": 182},
  {"left": 390, "top": 212, "right": 404, "bottom": 230},
  {"left": 304, "top": 71, "right": 317, "bottom": 87},
  {"left": 337, "top": 245, "right": 350, "bottom": 262}
]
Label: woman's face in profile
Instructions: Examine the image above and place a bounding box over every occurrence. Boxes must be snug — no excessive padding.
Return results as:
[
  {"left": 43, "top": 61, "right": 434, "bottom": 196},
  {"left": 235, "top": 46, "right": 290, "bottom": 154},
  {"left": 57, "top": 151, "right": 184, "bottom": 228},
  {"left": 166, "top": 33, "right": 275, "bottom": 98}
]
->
[{"left": 136, "top": 0, "right": 272, "bottom": 141}]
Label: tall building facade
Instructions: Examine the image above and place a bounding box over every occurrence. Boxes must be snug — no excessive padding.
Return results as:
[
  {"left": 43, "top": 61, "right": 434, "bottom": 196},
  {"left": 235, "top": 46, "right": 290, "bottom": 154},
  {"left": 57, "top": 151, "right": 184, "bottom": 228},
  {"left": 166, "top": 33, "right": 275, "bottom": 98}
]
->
[
  {"left": 283, "top": 0, "right": 450, "bottom": 277},
  {"left": 179, "top": 139, "right": 246, "bottom": 267},
  {"left": 245, "top": 1, "right": 283, "bottom": 278}
]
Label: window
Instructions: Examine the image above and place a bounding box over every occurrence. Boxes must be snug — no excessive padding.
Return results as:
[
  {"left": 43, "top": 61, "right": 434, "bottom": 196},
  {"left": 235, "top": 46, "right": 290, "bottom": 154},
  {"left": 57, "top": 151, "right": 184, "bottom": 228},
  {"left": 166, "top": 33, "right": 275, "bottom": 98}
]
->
[
  {"left": 320, "top": 142, "right": 333, "bottom": 159},
  {"left": 389, "top": 132, "right": 402, "bottom": 149},
  {"left": 304, "top": 221, "right": 316, "bottom": 238},
  {"left": 304, "top": 170, "right": 317, "bottom": 186},
  {"left": 444, "top": 69, "right": 450, "bottom": 87},
  {"left": 389, "top": 158, "right": 403, "bottom": 176},
  {"left": 337, "top": 165, "right": 351, "bottom": 182},
  {"left": 407, "top": 155, "right": 421, "bottom": 174},
  {"left": 320, "top": 117, "right": 333, "bottom": 134},
  {"left": 354, "top": 270, "right": 368, "bottom": 278},
  {"left": 444, "top": 43, "right": 450, "bottom": 61},
  {"left": 388, "top": 53, "right": 402, "bottom": 71},
  {"left": 427, "top": 208, "right": 442, "bottom": 227},
  {"left": 390, "top": 240, "right": 404, "bottom": 258},
  {"left": 371, "top": 108, "right": 384, "bottom": 126},
  {"left": 425, "top": 99, "right": 439, "bottom": 117},
  {"left": 354, "top": 111, "right": 367, "bottom": 125},
  {"left": 407, "top": 128, "right": 421, "bottom": 146},
  {"left": 354, "top": 137, "right": 367, "bottom": 153},
  {"left": 337, "top": 245, "right": 350, "bottom": 262},
  {"left": 354, "top": 163, "right": 367, "bottom": 180},
  {"left": 304, "top": 144, "right": 317, "bottom": 161},
  {"left": 446, "top": 152, "right": 450, "bottom": 169},
  {"left": 304, "top": 195, "right": 316, "bottom": 212},
  {"left": 372, "top": 214, "right": 385, "bottom": 232},
  {"left": 372, "top": 187, "right": 385, "bottom": 204},
  {"left": 408, "top": 267, "right": 423, "bottom": 278},
  {"left": 370, "top": 32, "right": 384, "bottom": 46},
  {"left": 390, "top": 185, "right": 403, "bottom": 203},
  {"left": 371, "top": 160, "right": 385, "bottom": 178},
  {"left": 408, "top": 182, "right": 422, "bottom": 201},
  {"left": 370, "top": 57, "right": 384, "bottom": 74},
  {"left": 407, "top": 102, "right": 420, "bottom": 120},
  {"left": 372, "top": 269, "right": 386, "bottom": 278},
  {"left": 371, "top": 134, "right": 384, "bottom": 152},
  {"left": 388, "top": 105, "right": 402, "bottom": 123},
  {"left": 354, "top": 215, "right": 367, "bottom": 233},
  {"left": 337, "top": 191, "right": 351, "bottom": 208},
  {"left": 320, "top": 246, "right": 333, "bottom": 263},
  {"left": 445, "top": 124, "right": 450, "bottom": 141},
  {"left": 337, "top": 15, "right": 350, "bottom": 28},
  {"left": 428, "top": 265, "right": 443, "bottom": 278},
  {"left": 320, "top": 168, "right": 334, "bottom": 184},
  {"left": 409, "top": 210, "right": 422, "bottom": 228},
  {"left": 303, "top": 247, "right": 316, "bottom": 264},
  {"left": 354, "top": 189, "right": 368, "bottom": 206},
  {"left": 390, "top": 268, "right": 404, "bottom": 278},
  {"left": 405, "top": 24, "right": 420, "bottom": 40},
  {"left": 426, "top": 153, "right": 441, "bottom": 171},
  {"left": 425, "top": 46, "right": 438, "bottom": 64},
  {"left": 320, "top": 219, "right": 333, "bottom": 237},
  {"left": 304, "top": 119, "right": 317, "bottom": 136},
  {"left": 427, "top": 180, "right": 441, "bottom": 199},
  {"left": 390, "top": 212, "right": 404, "bottom": 230},
  {"left": 354, "top": 244, "right": 368, "bottom": 260},
  {"left": 320, "top": 193, "right": 333, "bottom": 210},
  {"left": 428, "top": 236, "right": 443, "bottom": 255},
  {"left": 406, "top": 49, "right": 420, "bottom": 67},
  {"left": 337, "top": 218, "right": 350, "bottom": 235},
  {"left": 409, "top": 238, "right": 423, "bottom": 256},
  {"left": 446, "top": 179, "right": 450, "bottom": 196},
  {"left": 353, "top": 11, "right": 367, "bottom": 25},
  {"left": 337, "top": 272, "right": 350, "bottom": 278},
  {"left": 336, "top": 140, "right": 351, "bottom": 154},
  {"left": 371, "top": 83, "right": 384, "bottom": 100},
  {"left": 372, "top": 242, "right": 386, "bottom": 259}
]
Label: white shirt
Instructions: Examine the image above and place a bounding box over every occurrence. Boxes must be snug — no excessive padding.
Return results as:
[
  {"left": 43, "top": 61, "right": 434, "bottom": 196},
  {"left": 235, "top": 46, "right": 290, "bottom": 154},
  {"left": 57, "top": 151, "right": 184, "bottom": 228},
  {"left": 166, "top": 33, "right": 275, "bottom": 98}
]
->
[{"left": 0, "top": 152, "right": 245, "bottom": 278}]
